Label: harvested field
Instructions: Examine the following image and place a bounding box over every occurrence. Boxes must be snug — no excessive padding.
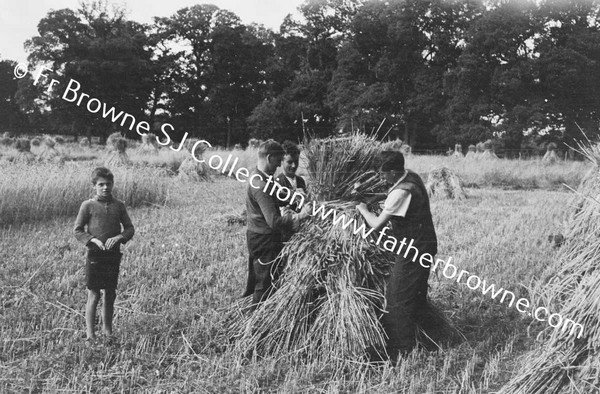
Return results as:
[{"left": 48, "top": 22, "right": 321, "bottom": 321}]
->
[{"left": 1, "top": 141, "right": 588, "bottom": 392}]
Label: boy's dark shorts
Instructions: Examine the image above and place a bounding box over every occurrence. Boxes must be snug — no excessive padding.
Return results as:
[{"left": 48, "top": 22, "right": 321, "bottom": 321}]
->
[{"left": 86, "top": 249, "right": 122, "bottom": 290}]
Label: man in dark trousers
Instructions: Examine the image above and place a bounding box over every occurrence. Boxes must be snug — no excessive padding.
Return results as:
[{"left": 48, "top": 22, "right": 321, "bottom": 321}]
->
[
  {"left": 244, "top": 140, "right": 311, "bottom": 310},
  {"left": 356, "top": 151, "right": 438, "bottom": 360}
]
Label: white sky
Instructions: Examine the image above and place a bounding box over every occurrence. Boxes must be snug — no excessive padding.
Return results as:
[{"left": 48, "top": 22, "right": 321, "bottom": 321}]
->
[{"left": 0, "top": 0, "right": 304, "bottom": 63}]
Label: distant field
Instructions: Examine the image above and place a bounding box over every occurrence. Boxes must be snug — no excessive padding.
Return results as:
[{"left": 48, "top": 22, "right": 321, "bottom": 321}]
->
[{"left": 0, "top": 158, "right": 571, "bottom": 392}]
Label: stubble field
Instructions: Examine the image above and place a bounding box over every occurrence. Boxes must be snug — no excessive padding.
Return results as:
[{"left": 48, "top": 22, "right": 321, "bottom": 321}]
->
[{"left": 0, "top": 146, "right": 589, "bottom": 393}]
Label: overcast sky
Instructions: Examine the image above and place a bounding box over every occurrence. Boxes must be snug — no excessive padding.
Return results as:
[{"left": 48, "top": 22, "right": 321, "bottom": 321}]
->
[{"left": 0, "top": 0, "right": 304, "bottom": 63}]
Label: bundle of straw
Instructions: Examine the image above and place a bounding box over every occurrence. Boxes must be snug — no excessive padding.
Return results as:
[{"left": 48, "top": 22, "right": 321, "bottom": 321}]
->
[
  {"left": 31, "top": 138, "right": 41, "bottom": 147},
  {"left": 43, "top": 135, "right": 56, "bottom": 149},
  {"left": 381, "top": 138, "right": 404, "bottom": 152},
  {"left": 426, "top": 167, "right": 466, "bottom": 200},
  {"left": 176, "top": 141, "right": 211, "bottom": 182},
  {"left": 453, "top": 144, "right": 464, "bottom": 158},
  {"left": 79, "top": 137, "right": 91, "bottom": 147},
  {"left": 105, "top": 136, "right": 132, "bottom": 167},
  {"left": 38, "top": 136, "right": 63, "bottom": 163},
  {"left": 542, "top": 142, "right": 559, "bottom": 164},
  {"left": 106, "top": 132, "right": 123, "bottom": 151},
  {"left": 176, "top": 157, "right": 211, "bottom": 182},
  {"left": 14, "top": 138, "right": 35, "bottom": 164},
  {"left": 136, "top": 133, "right": 159, "bottom": 155},
  {"left": 475, "top": 142, "right": 485, "bottom": 158},
  {"left": 465, "top": 144, "right": 477, "bottom": 159},
  {"left": 305, "top": 133, "right": 387, "bottom": 201},
  {"left": 15, "top": 138, "right": 31, "bottom": 153},
  {"left": 225, "top": 133, "right": 456, "bottom": 365},
  {"left": 481, "top": 140, "right": 498, "bottom": 160},
  {"left": 501, "top": 141, "right": 600, "bottom": 393},
  {"left": 228, "top": 205, "right": 393, "bottom": 363}
]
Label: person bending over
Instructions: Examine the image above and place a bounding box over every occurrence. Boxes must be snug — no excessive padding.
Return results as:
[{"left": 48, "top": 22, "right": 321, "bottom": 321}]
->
[{"left": 356, "top": 151, "right": 438, "bottom": 360}]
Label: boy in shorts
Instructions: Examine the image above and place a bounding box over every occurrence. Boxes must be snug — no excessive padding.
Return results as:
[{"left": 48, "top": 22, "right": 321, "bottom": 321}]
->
[{"left": 74, "top": 167, "right": 135, "bottom": 341}]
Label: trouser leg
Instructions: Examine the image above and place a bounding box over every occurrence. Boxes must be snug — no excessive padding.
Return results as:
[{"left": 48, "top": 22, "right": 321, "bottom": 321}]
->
[
  {"left": 382, "top": 258, "right": 430, "bottom": 357},
  {"left": 252, "top": 258, "right": 273, "bottom": 306}
]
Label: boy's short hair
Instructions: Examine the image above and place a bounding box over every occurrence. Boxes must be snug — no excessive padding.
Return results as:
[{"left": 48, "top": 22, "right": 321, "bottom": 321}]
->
[
  {"left": 282, "top": 140, "right": 300, "bottom": 158},
  {"left": 92, "top": 167, "right": 114, "bottom": 184},
  {"left": 258, "top": 139, "right": 285, "bottom": 159},
  {"left": 379, "top": 151, "right": 405, "bottom": 172}
]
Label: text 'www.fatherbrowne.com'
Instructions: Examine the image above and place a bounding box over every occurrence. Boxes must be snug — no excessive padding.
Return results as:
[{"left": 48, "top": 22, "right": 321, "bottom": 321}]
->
[{"left": 308, "top": 201, "right": 585, "bottom": 339}]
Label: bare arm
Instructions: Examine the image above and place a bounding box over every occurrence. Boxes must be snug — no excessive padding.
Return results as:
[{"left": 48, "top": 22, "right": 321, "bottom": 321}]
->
[{"left": 356, "top": 204, "right": 394, "bottom": 231}]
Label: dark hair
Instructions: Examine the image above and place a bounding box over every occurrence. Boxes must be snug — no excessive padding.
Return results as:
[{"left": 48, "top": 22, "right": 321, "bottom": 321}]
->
[
  {"left": 92, "top": 167, "right": 114, "bottom": 184},
  {"left": 379, "top": 151, "right": 405, "bottom": 172},
  {"left": 282, "top": 140, "right": 300, "bottom": 158},
  {"left": 258, "top": 139, "right": 284, "bottom": 159}
]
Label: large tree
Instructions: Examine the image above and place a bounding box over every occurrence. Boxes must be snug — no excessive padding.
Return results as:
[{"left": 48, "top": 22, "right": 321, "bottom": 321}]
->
[
  {"left": 437, "top": 0, "right": 541, "bottom": 148},
  {"left": 0, "top": 59, "right": 29, "bottom": 133},
  {"left": 154, "top": 5, "right": 274, "bottom": 146},
  {"left": 22, "top": 1, "right": 155, "bottom": 139},
  {"left": 534, "top": 0, "right": 600, "bottom": 142},
  {"left": 248, "top": 0, "right": 362, "bottom": 141}
]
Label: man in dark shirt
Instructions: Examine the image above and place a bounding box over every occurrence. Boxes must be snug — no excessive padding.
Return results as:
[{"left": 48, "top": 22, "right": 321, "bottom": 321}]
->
[{"left": 244, "top": 140, "right": 311, "bottom": 309}]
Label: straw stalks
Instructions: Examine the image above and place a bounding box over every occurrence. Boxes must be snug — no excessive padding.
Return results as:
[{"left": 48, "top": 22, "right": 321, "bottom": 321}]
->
[
  {"left": 426, "top": 167, "right": 467, "bottom": 200},
  {"left": 105, "top": 135, "right": 132, "bottom": 167},
  {"left": 227, "top": 206, "right": 393, "bottom": 365},
  {"left": 14, "top": 139, "right": 35, "bottom": 164},
  {"left": 225, "top": 133, "right": 457, "bottom": 367},
  {"left": 176, "top": 141, "right": 211, "bottom": 182},
  {"left": 137, "top": 133, "right": 159, "bottom": 155},
  {"left": 304, "top": 133, "right": 387, "bottom": 201},
  {"left": 38, "top": 136, "right": 63, "bottom": 164},
  {"left": 500, "top": 140, "right": 600, "bottom": 394},
  {"left": 79, "top": 137, "right": 91, "bottom": 147}
]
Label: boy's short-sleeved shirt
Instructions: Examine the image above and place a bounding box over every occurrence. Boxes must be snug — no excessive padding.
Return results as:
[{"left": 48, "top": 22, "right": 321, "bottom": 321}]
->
[
  {"left": 382, "top": 189, "right": 412, "bottom": 217},
  {"left": 380, "top": 171, "right": 411, "bottom": 217}
]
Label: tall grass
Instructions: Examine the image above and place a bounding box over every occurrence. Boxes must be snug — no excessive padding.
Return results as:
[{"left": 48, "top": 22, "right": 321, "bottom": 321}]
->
[
  {"left": 0, "top": 162, "right": 171, "bottom": 226},
  {"left": 500, "top": 142, "right": 600, "bottom": 394},
  {"left": 207, "top": 147, "right": 258, "bottom": 177},
  {"left": 405, "top": 155, "right": 590, "bottom": 190}
]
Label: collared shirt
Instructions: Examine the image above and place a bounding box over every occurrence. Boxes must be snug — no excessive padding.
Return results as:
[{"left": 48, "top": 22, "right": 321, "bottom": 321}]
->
[{"left": 381, "top": 171, "right": 412, "bottom": 218}]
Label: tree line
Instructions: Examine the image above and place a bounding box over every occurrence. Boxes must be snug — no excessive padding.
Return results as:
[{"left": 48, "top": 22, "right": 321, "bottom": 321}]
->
[{"left": 1, "top": 0, "right": 600, "bottom": 150}]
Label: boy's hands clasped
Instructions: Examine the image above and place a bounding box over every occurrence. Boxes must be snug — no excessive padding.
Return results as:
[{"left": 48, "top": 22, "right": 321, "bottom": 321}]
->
[
  {"left": 105, "top": 235, "right": 124, "bottom": 250},
  {"left": 90, "top": 238, "right": 106, "bottom": 250},
  {"left": 90, "top": 235, "right": 124, "bottom": 250}
]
